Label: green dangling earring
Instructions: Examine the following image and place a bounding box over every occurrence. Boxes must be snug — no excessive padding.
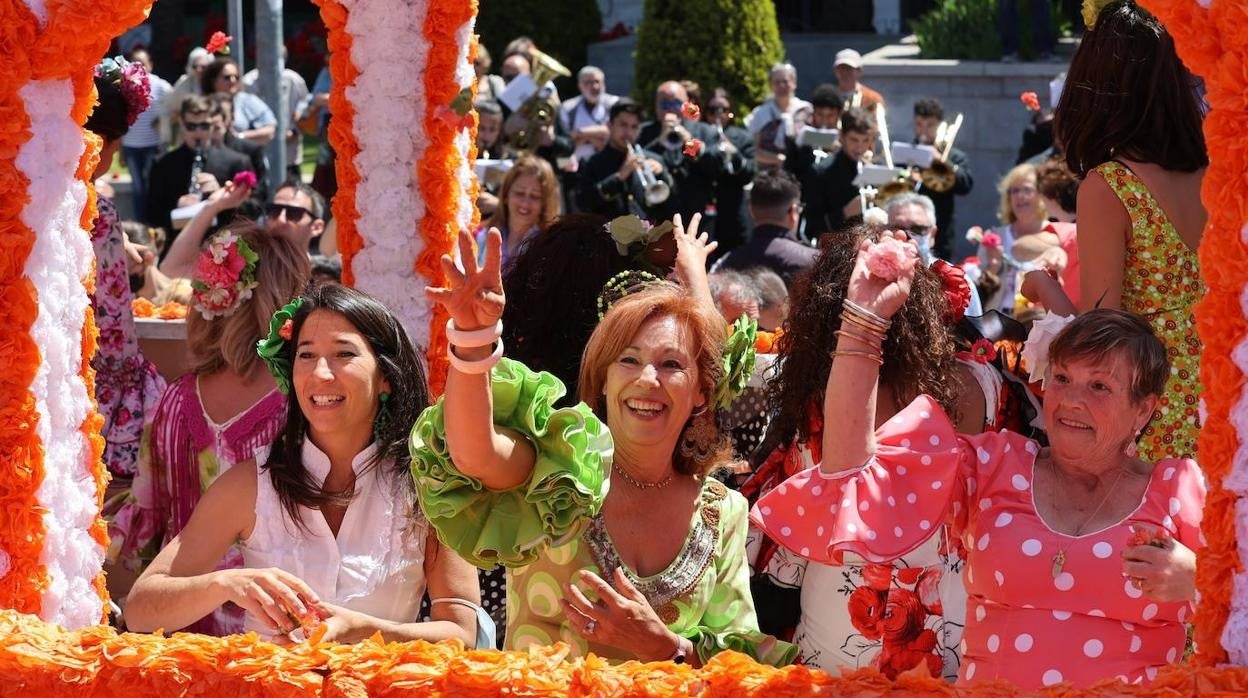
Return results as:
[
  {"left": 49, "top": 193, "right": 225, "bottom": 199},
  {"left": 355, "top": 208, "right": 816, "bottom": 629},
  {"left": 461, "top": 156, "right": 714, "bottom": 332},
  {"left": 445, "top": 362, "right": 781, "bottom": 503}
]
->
[{"left": 374, "top": 392, "right": 392, "bottom": 441}]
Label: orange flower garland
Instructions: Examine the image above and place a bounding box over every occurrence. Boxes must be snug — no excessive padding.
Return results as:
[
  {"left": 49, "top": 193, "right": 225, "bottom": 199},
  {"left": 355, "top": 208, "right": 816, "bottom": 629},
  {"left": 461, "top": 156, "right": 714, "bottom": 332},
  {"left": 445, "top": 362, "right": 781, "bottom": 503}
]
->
[
  {"left": 417, "top": 0, "right": 478, "bottom": 395},
  {"left": 1139, "top": 0, "right": 1241, "bottom": 666}
]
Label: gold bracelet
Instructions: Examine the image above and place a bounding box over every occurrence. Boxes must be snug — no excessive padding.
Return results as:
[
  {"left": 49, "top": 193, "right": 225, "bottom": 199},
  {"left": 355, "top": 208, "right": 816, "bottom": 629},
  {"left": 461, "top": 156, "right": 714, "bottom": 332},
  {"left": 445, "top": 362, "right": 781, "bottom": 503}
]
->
[
  {"left": 843, "top": 300, "right": 892, "bottom": 331},
  {"left": 831, "top": 349, "right": 884, "bottom": 366},
  {"left": 835, "top": 328, "right": 883, "bottom": 349},
  {"left": 839, "top": 313, "right": 889, "bottom": 339}
]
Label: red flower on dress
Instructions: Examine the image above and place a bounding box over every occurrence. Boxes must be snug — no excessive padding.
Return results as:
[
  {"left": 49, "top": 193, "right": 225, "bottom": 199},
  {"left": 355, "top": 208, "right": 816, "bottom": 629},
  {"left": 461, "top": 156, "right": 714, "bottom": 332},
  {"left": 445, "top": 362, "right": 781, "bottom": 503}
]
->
[
  {"left": 1020, "top": 91, "right": 1041, "bottom": 111},
  {"left": 683, "top": 138, "right": 704, "bottom": 158},
  {"left": 862, "top": 563, "right": 893, "bottom": 591},
  {"left": 206, "top": 31, "right": 232, "bottom": 55},
  {"left": 681, "top": 101, "right": 701, "bottom": 121},
  {"left": 963, "top": 338, "right": 998, "bottom": 364},
  {"left": 881, "top": 587, "right": 927, "bottom": 644},
  {"left": 847, "top": 586, "right": 885, "bottom": 640},
  {"left": 878, "top": 629, "right": 942, "bottom": 678}
]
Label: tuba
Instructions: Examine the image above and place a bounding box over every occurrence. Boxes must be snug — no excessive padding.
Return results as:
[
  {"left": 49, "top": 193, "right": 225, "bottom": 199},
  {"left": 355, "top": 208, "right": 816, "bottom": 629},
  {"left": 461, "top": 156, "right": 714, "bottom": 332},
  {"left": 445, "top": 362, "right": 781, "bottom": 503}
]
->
[
  {"left": 919, "top": 114, "right": 963, "bottom": 193},
  {"left": 509, "top": 49, "right": 573, "bottom": 151}
]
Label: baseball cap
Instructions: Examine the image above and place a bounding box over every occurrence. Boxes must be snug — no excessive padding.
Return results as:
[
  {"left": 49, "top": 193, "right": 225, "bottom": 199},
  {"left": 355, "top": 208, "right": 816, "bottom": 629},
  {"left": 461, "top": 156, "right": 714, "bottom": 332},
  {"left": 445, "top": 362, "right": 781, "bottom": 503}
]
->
[{"left": 835, "top": 49, "right": 863, "bottom": 69}]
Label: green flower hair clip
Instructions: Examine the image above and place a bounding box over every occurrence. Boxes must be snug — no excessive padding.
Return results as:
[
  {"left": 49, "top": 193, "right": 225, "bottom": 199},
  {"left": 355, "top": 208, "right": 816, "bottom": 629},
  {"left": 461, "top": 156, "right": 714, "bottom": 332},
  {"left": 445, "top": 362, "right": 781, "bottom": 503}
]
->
[
  {"left": 256, "top": 297, "right": 305, "bottom": 394},
  {"left": 596, "top": 269, "right": 662, "bottom": 320},
  {"left": 714, "top": 315, "right": 758, "bottom": 410}
]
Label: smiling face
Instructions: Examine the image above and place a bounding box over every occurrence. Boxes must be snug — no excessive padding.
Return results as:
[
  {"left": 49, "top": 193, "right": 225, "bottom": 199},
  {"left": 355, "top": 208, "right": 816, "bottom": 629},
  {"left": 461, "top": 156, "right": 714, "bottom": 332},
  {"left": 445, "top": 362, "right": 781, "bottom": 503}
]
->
[
  {"left": 1007, "top": 172, "right": 1045, "bottom": 224},
  {"left": 1044, "top": 353, "right": 1156, "bottom": 467},
  {"left": 603, "top": 314, "right": 706, "bottom": 454},
  {"left": 293, "top": 310, "right": 391, "bottom": 443},
  {"left": 506, "top": 173, "right": 543, "bottom": 232}
]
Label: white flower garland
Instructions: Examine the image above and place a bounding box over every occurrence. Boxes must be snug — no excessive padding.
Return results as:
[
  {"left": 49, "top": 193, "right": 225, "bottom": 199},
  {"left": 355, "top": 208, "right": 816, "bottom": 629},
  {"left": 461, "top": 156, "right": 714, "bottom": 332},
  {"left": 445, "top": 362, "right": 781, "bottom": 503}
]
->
[{"left": 17, "top": 79, "right": 101, "bottom": 629}]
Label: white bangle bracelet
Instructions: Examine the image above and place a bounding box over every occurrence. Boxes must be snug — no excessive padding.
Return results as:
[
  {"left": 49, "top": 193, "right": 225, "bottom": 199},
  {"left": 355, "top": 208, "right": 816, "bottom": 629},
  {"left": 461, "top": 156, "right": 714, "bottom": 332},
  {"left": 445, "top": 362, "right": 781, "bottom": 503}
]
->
[
  {"left": 445, "top": 319, "right": 503, "bottom": 348},
  {"left": 448, "top": 338, "right": 503, "bottom": 375}
]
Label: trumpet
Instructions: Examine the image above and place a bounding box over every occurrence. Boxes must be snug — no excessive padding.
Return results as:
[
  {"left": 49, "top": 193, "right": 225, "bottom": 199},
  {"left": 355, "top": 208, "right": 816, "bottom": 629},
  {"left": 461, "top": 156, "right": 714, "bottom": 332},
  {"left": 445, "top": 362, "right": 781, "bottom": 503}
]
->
[
  {"left": 919, "top": 113, "right": 963, "bottom": 193},
  {"left": 633, "top": 144, "right": 671, "bottom": 206}
]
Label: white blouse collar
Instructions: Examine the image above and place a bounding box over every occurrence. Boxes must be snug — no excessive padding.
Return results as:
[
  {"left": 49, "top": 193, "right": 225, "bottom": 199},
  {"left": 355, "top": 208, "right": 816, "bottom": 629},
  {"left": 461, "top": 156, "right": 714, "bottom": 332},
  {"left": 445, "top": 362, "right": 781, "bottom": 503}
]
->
[{"left": 301, "top": 437, "right": 381, "bottom": 482}]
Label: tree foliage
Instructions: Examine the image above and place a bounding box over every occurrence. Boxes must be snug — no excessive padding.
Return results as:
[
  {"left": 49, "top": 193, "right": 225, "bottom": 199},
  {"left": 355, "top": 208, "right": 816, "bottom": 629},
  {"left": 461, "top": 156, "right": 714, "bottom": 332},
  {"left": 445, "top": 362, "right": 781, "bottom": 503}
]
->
[
  {"left": 634, "top": 0, "right": 784, "bottom": 115},
  {"left": 474, "top": 0, "right": 602, "bottom": 83}
]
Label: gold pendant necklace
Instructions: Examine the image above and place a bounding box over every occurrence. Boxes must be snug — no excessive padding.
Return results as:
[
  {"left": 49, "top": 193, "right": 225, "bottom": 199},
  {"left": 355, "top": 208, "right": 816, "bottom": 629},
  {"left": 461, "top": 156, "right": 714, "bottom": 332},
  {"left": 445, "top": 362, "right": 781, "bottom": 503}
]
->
[
  {"left": 1047, "top": 464, "right": 1126, "bottom": 579},
  {"left": 613, "top": 464, "right": 673, "bottom": 490}
]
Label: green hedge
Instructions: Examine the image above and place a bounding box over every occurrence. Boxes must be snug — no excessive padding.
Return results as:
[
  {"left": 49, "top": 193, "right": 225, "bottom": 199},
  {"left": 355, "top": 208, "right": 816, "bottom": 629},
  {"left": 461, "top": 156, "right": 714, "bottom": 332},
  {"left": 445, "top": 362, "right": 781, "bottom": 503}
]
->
[
  {"left": 474, "top": 0, "right": 602, "bottom": 87},
  {"left": 633, "top": 0, "right": 784, "bottom": 116},
  {"left": 914, "top": 0, "right": 1070, "bottom": 60}
]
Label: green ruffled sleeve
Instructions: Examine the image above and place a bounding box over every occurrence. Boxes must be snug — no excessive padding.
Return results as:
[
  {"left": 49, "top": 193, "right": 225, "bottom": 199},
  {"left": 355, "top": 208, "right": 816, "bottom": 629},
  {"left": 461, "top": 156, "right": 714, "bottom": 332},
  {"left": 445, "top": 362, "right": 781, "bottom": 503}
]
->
[
  {"left": 686, "top": 490, "right": 799, "bottom": 667},
  {"left": 408, "top": 357, "right": 612, "bottom": 569}
]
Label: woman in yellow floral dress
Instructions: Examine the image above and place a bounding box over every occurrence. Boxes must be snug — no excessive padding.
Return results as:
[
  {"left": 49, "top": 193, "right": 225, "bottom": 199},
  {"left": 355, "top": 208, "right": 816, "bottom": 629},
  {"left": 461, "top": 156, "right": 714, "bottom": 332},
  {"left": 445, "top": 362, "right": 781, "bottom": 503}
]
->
[{"left": 1051, "top": 0, "right": 1206, "bottom": 460}]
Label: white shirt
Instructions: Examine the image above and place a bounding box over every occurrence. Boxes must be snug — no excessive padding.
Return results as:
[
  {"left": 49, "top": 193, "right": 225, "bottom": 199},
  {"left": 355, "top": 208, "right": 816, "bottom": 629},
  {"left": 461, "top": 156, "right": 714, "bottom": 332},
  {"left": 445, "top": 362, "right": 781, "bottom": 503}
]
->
[{"left": 242, "top": 440, "right": 428, "bottom": 636}]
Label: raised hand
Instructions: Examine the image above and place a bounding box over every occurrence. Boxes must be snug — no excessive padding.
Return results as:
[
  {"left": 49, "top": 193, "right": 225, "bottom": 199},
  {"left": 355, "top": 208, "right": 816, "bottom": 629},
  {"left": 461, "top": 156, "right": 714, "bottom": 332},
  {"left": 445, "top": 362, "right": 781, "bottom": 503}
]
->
[
  {"left": 671, "top": 212, "right": 717, "bottom": 288},
  {"left": 425, "top": 229, "right": 505, "bottom": 331},
  {"left": 845, "top": 229, "right": 920, "bottom": 320}
]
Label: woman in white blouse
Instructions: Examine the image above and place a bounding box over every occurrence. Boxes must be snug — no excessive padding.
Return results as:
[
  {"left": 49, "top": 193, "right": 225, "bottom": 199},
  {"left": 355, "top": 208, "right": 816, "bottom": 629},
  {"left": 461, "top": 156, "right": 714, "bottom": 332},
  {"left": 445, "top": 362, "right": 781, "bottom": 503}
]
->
[{"left": 126, "top": 284, "right": 482, "bottom": 645}]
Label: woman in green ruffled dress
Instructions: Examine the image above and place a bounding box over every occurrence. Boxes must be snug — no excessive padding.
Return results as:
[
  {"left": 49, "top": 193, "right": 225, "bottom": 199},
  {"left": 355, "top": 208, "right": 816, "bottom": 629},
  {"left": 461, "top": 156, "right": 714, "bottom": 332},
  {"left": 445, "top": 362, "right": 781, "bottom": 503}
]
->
[{"left": 410, "top": 227, "right": 796, "bottom": 666}]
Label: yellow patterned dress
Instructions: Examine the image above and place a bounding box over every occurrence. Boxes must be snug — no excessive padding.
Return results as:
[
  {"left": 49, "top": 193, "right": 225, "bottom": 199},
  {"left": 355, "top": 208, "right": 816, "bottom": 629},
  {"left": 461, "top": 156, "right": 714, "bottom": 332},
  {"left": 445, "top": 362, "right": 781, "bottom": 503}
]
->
[{"left": 1093, "top": 162, "right": 1203, "bottom": 460}]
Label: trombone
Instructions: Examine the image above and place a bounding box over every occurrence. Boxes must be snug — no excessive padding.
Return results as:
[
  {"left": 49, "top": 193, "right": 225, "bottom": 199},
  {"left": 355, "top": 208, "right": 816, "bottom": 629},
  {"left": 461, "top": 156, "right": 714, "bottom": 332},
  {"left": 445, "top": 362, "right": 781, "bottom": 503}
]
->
[{"left": 860, "top": 103, "right": 912, "bottom": 207}]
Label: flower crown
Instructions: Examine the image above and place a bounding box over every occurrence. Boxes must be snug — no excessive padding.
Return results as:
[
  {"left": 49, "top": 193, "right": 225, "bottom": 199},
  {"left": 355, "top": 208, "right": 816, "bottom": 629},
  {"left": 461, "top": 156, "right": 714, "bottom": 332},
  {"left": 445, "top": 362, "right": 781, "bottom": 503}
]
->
[
  {"left": 257, "top": 297, "right": 304, "bottom": 394},
  {"left": 94, "top": 56, "right": 151, "bottom": 127},
  {"left": 191, "top": 231, "right": 260, "bottom": 320}
]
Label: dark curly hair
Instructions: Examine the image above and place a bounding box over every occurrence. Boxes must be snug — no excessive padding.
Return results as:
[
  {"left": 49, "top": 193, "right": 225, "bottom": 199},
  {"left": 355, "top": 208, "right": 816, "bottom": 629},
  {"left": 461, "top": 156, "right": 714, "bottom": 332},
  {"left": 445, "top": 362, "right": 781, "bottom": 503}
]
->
[
  {"left": 765, "top": 225, "right": 961, "bottom": 452},
  {"left": 501, "top": 213, "right": 646, "bottom": 404},
  {"left": 265, "top": 284, "right": 431, "bottom": 530}
]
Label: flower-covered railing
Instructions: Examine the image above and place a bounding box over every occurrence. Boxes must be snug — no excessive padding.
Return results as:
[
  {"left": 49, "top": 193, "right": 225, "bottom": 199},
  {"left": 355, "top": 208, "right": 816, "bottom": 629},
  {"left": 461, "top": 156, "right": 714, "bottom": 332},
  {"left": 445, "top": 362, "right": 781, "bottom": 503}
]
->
[{"left": 5, "top": 0, "right": 1248, "bottom": 694}]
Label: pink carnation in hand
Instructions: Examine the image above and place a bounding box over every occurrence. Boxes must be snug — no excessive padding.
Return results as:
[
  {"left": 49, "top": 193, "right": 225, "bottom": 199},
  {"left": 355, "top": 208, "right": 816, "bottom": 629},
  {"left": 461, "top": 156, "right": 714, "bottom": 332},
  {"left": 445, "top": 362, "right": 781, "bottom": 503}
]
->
[
  {"left": 864, "top": 236, "right": 914, "bottom": 281},
  {"left": 232, "top": 170, "right": 257, "bottom": 188},
  {"left": 981, "top": 231, "right": 1002, "bottom": 248}
]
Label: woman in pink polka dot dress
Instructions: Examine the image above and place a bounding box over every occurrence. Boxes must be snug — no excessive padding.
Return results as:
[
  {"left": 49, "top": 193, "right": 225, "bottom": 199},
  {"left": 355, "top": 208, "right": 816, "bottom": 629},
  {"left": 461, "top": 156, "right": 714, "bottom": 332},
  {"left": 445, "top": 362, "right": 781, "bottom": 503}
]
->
[{"left": 751, "top": 234, "right": 1203, "bottom": 690}]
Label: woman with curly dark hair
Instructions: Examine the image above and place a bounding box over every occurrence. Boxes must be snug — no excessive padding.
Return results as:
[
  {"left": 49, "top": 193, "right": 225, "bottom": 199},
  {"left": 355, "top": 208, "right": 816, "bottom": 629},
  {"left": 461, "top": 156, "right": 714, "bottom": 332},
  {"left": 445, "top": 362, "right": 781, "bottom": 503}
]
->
[{"left": 743, "top": 224, "right": 990, "bottom": 680}]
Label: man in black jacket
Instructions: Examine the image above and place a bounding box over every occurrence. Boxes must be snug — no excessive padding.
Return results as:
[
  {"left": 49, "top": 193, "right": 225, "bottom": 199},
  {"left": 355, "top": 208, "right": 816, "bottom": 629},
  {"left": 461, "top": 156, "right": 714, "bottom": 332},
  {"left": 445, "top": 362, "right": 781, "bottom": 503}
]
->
[
  {"left": 637, "top": 81, "right": 736, "bottom": 224},
  {"left": 146, "top": 95, "right": 252, "bottom": 245},
  {"left": 912, "top": 97, "right": 973, "bottom": 261},
  {"left": 712, "top": 170, "right": 817, "bottom": 286},
  {"left": 575, "top": 99, "right": 674, "bottom": 220},
  {"left": 801, "top": 106, "right": 875, "bottom": 238}
]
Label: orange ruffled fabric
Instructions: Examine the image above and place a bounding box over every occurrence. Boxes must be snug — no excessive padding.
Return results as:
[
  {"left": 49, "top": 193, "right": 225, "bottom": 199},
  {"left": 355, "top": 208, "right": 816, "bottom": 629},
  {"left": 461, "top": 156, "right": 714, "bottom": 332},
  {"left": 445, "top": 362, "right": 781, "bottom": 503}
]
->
[
  {"left": 1139, "top": 0, "right": 1240, "bottom": 666},
  {"left": 131, "top": 298, "right": 188, "bottom": 320},
  {"left": 9, "top": 609, "right": 1248, "bottom": 695}
]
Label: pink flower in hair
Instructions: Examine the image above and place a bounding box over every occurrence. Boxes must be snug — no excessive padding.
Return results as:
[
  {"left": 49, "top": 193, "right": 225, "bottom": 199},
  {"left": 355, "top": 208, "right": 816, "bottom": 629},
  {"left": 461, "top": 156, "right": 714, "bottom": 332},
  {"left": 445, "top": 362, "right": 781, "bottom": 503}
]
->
[
  {"left": 981, "top": 232, "right": 1003, "bottom": 249},
  {"left": 864, "top": 236, "right": 913, "bottom": 282}
]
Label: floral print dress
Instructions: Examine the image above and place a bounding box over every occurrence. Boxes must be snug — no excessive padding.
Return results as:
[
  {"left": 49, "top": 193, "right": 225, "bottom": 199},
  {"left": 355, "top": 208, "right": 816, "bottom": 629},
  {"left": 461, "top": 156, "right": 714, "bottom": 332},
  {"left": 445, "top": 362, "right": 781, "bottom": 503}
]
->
[
  {"left": 91, "top": 195, "right": 165, "bottom": 478},
  {"left": 1092, "top": 162, "right": 1203, "bottom": 461}
]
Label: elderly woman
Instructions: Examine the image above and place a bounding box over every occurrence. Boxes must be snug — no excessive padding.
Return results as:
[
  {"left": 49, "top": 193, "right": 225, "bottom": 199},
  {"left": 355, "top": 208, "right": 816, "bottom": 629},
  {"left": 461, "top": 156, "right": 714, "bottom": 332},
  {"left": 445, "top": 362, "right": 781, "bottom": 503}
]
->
[
  {"left": 743, "top": 226, "right": 990, "bottom": 680},
  {"left": 752, "top": 233, "right": 1202, "bottom": 689},
  {"left": 125, "top": 284, "right": 483, "bottom": 646},
  {"left": 410, "top": 228, "right": 795, "bottom": 666}
]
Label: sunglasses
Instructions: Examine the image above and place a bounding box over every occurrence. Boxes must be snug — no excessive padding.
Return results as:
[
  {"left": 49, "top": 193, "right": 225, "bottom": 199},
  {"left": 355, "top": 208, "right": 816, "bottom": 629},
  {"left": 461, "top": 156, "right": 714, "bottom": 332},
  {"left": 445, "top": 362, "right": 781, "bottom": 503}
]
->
[
  {"left": 266, "top": 203, "right": 313, "bottom": 223},
  {"left": 183, "top": 121, "right": 214, "bottom": 132},
  {"left": 706, "top": 106, "right": 729, "bottom": 114},
  {"left": 901, "top": 224, "right": 933, "bottom": 238},
  {"left": 659, "top": 99, "right": 683, "bottom": 112}
]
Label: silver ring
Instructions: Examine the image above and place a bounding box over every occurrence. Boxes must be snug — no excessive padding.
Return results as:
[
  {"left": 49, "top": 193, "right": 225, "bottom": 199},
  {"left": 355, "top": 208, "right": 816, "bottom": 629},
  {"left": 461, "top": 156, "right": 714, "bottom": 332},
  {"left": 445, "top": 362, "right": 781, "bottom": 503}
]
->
[{"left": 584, "top": 620, "right": 598, "bottom": 635}]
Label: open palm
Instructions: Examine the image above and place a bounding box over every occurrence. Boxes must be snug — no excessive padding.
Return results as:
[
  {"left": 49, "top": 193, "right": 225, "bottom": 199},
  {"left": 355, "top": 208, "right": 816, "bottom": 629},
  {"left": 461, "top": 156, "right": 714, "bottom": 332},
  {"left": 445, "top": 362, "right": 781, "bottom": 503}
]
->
[{"left": 425, "top": 229, "right": 506, "bottom": 330}]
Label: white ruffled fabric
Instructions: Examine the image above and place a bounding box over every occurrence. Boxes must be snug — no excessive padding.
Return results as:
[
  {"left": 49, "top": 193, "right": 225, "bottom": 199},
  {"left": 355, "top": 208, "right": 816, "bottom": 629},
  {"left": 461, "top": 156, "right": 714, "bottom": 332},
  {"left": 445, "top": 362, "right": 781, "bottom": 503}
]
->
[
  {"left": 341, "top": 0, "right": 433, "bottom": 347},
  {"left": 18, "top": 79, "right": 104, "bottom": 629}
]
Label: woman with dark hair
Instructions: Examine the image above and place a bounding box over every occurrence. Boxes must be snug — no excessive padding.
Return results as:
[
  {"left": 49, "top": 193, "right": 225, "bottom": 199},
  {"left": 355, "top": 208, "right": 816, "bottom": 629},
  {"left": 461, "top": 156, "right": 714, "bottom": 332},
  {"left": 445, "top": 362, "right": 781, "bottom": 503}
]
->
[
  {"left": 1049, "top": 0, "right": 1205, "bottom": 461},
  {"left": 753, "top": 235, "right": 1202, "bottom": 688},
  {"left": 742, "top": 225, "right": 988, "bottom": 679},
  {"left": 409, "top": 228, "right": 794, "bottom": 666},
  {"left": 125, "top": 284, "right": 483, "bottom": 646},
  {"left": 85, "top": 58, "right": 167, "bottom": 487},
  {"left": 201, "top": 57, "right": 276, "bottom": 145},
  {"left": 108, "top": 223, "right": 309, "bottom": 634}
]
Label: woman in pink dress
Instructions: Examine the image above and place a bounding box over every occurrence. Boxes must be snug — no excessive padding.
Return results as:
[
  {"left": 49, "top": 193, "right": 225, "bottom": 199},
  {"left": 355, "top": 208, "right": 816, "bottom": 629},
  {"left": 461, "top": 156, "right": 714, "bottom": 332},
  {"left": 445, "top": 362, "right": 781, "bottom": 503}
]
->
[{"left": 751, "top": 232, "right": 1202, "bottom": 689}]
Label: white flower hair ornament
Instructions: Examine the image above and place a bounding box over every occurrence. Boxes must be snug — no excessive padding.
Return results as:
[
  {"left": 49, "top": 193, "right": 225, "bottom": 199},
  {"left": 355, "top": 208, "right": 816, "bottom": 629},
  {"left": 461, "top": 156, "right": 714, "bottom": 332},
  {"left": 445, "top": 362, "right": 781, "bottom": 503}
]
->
[{"left": 1019, "top": 311, "right": 1077, "bottom": 388}]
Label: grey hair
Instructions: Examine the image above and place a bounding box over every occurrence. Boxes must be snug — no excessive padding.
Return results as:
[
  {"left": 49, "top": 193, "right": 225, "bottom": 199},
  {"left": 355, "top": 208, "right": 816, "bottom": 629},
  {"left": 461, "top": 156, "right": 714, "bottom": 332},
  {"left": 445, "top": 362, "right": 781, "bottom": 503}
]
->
[
  {"left": 578, "top": 65, "right": 605, "bottom": 82},
  {"left": 885, "top": 192, "right": 937, "bottom": 226},
  {"left": 747, "top": 268, "right": 788, "bottom": 311},
  {"left": 768, "top": 62, "right": 798, "bottom": 82},
  {"left": 708, "top": 270, "right": 761, "bottom": 311},
  {"left": 185, "top": 47, "right": 210, "bottom": 75}
]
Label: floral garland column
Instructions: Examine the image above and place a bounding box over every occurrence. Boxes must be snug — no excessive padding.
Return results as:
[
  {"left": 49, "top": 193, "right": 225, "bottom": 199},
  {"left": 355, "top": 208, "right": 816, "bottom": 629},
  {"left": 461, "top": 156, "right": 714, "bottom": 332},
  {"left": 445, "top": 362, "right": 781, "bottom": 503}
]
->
[
  {"left": 1140, "top": 0, "right": 1245, "bottom": 666},
  {"left": 313, "top": 0, "right": 479, "bottom": 394},
  {"left": 0, "top": 0, "right": 152, "bottom": 627}
]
